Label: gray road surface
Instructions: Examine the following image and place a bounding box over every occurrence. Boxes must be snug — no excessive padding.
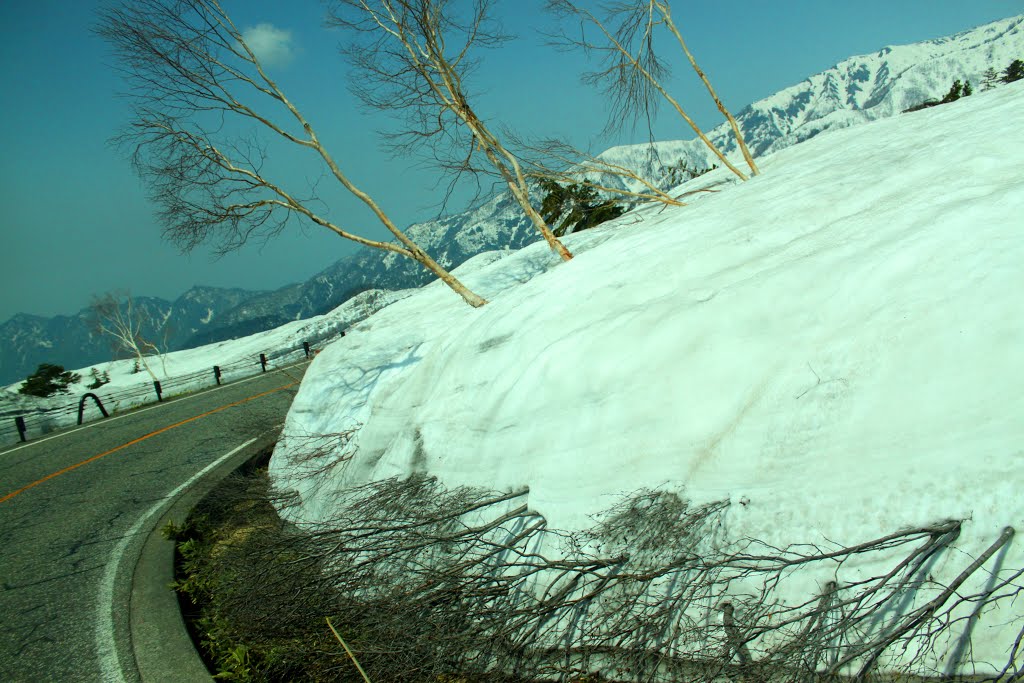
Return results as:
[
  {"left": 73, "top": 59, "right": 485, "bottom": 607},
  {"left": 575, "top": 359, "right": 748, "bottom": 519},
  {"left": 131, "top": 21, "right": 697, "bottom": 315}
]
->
[{"left": 0, "top": 363, "right": 307, "bottom": 682}]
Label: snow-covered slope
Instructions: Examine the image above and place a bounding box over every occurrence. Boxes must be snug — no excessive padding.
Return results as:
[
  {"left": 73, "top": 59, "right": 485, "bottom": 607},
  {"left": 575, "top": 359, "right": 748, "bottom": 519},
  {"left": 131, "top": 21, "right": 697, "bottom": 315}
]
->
[
  {"left": 272, "top": 78, "right": 1024, "bottom": 673},
  {"left": 593, "top": 14, "right": 1024, "bottom": 193},
  {"left": 0, "top": 289, "right": 407, "bottom": 439}
]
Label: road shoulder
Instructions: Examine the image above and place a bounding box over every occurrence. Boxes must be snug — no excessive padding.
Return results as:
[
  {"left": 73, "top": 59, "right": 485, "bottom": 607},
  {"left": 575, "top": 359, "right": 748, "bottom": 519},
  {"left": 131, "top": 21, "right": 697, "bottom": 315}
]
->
[{"left": 128, "top": 432, "right": 279, "bottom": 682}]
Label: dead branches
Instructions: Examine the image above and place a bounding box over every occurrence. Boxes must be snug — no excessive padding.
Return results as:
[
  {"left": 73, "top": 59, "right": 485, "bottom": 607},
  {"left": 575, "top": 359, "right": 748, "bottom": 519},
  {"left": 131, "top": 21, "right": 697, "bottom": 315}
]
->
[
  {"left": 522, "top": 136, "right": 689, "bottom": 208},
  {"left": 97, "top": 0, "right": 487, "bottom": 307},
  {"left": 204, "top": 468, "right": 1023, "bottom": 681},
  {"left": 90, "top": 290, "right": 169, "bottom": 381}
]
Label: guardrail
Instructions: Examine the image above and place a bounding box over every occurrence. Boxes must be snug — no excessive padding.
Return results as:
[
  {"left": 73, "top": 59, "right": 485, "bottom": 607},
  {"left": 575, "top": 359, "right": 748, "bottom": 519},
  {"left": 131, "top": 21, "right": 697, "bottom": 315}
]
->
[{"left": 1, "top": 326, "right": 344, "bottom": 447}]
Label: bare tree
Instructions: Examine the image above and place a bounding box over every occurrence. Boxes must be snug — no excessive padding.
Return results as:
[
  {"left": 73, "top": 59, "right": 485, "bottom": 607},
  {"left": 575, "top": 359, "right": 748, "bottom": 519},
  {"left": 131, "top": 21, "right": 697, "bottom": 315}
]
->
[
  {"left": 90, "top": 291, "right": 168, "bottom": 382},
  {"left": 548, "top": 0, "right": 760, "bottom": 182},
  {"left": 327, "top": 0, "right": 574, "bottom": 261},
  {"left": 96, "top": 0, "right": 487, "bottom": 307}
]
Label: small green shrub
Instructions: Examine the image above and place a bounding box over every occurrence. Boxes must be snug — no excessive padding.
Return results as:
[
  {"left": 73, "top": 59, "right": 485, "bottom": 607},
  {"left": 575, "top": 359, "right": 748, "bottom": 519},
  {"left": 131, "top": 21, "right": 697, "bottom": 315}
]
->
[
  {"left": 18, "top": 364, "right": 81, "bottom": 397},
  {"left": 87, "top": 368, "right": 111, "bottom": 390},
  {"left": 1004, "top": 58, "right": 1024, "bottom": 83}
]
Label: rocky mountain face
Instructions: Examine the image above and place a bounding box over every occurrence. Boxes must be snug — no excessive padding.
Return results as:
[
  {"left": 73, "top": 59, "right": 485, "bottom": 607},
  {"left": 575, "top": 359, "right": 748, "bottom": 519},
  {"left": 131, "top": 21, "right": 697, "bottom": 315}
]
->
[
  {"left": 3, "top": 15, "right": 1020, "bottom": 386},
  {"left": 0, "top": 192, "right": 540, "bottom": 386}
]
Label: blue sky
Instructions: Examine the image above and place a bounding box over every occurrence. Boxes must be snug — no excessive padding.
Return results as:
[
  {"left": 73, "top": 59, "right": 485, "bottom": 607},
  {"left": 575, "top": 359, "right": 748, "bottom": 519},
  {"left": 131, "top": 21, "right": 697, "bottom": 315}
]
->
[{"left": 0, "top": 0, "right": 1020, "bottom": 322}]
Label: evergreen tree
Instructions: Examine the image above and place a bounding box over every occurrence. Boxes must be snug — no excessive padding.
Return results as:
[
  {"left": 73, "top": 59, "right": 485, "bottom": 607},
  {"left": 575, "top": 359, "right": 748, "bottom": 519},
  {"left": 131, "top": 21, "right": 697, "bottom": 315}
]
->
[
  {"left": 981, "top": 67, "right": 1000, "bottom": 91},
  {"left": 963, "top": 80, "right": 973, "bottom": 96},
  {"left": 664, "top": 160, "right": 716, "bottom": 187},
  {"left": 19, "top": 364, "right": 81, "bottom": 397},
  {"left": 539, "top": 180, "right": 627, "bottom": 237},
  {"left": 1003, "top": 59, "right": 1024, "bottom": 83},
  {"left": 87, "top": 368, "right": 111, "bottom": 390},
  {"left": 941, "top": 80, "right": 964, "bottom": 104}
]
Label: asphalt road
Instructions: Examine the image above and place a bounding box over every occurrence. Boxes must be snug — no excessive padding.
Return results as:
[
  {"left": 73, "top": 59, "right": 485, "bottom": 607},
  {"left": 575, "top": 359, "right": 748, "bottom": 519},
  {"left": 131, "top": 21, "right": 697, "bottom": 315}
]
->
[{"left": 0, "top": 362, "right": 308, "bottom": 682}]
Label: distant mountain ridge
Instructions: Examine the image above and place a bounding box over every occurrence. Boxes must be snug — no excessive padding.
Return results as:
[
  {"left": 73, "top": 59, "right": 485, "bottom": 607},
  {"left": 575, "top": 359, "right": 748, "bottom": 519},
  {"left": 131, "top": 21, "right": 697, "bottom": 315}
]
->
[
  {"left": 2, "top": 14, "right": 1020, "bottom": 385},
  {"left": 182, "top": 190, "right": 542, "bottom": 349},
  {"left": 0, "top": 287, "right": 263, "bottom": 385},
  {"left": 0, "top": 192, "right": 541, "bottom": 386},
  {"left": 590, "top": 14, "right": 1024, "bottom": 192}
]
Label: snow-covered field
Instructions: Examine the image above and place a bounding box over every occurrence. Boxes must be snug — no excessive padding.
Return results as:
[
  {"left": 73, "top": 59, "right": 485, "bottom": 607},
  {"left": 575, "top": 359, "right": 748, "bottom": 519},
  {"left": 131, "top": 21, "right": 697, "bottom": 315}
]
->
[
  {"left": 272, "top": 81, "right": 1024, "bottom": 674},
  {"left": 0, "top": 290, "right": 407, "bottom": 442}
]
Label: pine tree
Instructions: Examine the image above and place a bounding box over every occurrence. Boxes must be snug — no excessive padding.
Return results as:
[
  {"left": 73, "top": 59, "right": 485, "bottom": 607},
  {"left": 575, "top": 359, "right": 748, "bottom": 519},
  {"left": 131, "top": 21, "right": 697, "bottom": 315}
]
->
[
  {"left": 1003, "top": 59, "right": 1024, "bottom": 83},
  {"left": 539, "top": 181, "right": 626, "bottom": 237},
  {"left": 87, "top": 368, "right": 111, "bottom": 390},
  {"left": 963, "top": 80, "right": 973, "bottom": 96},
  {"left": 941, "top": 80, "right": 964, "bottom": 104},
  {"left": 19, "top": 364, "right": 81, "bottom": 397},
  {"left": 981, "top": 67, "right": 1000, "bottom": 91}
]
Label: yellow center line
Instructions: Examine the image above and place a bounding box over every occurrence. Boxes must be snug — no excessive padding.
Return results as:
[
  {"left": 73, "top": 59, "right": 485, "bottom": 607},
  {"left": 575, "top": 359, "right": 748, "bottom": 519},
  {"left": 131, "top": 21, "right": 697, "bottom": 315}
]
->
[{"left": 0, "top": 381, "right": 298, "bottom": 505}]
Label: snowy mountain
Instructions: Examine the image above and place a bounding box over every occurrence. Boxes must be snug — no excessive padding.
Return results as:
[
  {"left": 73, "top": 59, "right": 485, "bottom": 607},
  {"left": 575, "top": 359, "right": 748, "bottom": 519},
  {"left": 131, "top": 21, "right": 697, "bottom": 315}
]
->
[
  {"left": 0, "top": 286, "right": 262, "bottom": 385},
  {"left": 196, "top": 11, "right": 1024, "bottom": 327},
  {"left": 272, "top": 79, "right": 1024, "bottom": 678},
  {"left": 0, "top": 191, "right": 542, "bottom": 385},
  {"left": 190, "top": 191, "right": 543, "bottom": 346},
  {"left": 0, "top": 287, "right": 409, "bottom": 439},
  {"left": 592, "top": 14, "right": 1024, "bottom": 192}
]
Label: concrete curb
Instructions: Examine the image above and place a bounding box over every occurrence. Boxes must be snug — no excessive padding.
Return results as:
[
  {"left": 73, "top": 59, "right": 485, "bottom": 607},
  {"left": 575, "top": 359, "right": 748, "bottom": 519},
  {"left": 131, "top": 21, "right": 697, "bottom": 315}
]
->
[{"left": 128, "top": 432, "right": 280, "bottom": 682}]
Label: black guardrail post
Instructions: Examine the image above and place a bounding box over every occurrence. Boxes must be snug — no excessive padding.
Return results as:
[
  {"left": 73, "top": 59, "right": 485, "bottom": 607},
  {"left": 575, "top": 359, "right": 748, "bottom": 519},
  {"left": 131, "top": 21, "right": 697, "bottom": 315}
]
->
[
  {"left": 259, "top": 354, "right": 267, "bottom": 372},
  {"left": 77, "top": 393, "right": 110, "bottom": 425},
  {"left": 153, "top": 381, "right": 163, "bottom": 402},
  {"left": 213, "top": 365, "right": 222, "bottom": 385},
  {"left": 303, "top": 341, "right": 311, "bottom": 358},
  {"left": 15, "top": 416, "right": 27, "bottom": 443}
]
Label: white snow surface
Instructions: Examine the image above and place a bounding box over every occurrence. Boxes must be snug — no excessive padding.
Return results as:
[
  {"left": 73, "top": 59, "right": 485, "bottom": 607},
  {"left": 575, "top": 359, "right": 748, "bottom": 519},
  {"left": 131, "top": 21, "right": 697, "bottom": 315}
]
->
[{"left": 273, "top": 82, "right": 1024, "bottom": 669}]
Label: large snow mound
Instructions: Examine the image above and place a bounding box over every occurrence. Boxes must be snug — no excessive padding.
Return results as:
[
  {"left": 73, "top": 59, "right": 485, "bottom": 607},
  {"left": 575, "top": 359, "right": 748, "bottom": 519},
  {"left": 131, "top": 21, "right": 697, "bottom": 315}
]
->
[{"left": 272, "top": 82, "right": 1024, "bottom": 668}]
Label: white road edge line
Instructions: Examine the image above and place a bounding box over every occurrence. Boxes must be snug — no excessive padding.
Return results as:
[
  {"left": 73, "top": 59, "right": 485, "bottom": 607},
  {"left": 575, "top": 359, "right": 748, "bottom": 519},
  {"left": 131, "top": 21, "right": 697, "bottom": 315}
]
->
[
  {"left": 3, "top": 361, "right": 307, "bottom": 455},
  {"left": 95, "top": 437, "right": 258, "bottom": 683}
]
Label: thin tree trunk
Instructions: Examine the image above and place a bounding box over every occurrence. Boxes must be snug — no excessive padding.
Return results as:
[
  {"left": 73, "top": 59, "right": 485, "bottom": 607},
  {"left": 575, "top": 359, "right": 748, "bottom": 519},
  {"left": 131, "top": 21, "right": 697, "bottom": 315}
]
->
[
  {"left": 400, "top": 18, "right": 574, "bottom": 262},
  {"left": 482, "top": 141, "right": 574, "bottom": 261},
  {"left": 584, "top": 9, "right": 750, "bottom": 181}
]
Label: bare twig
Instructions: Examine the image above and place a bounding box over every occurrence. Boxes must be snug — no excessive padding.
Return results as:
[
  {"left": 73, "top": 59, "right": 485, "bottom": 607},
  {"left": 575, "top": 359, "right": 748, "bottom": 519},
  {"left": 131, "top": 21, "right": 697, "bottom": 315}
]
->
[
  {"left": 546, "top": 0, "right": 759, "bottom": 181},
  {"left": 326, "top": 617, "right": 373, "bottom": 682},
  {"left": 196, "top": 463, "right": 1023, "bottom": 681}
]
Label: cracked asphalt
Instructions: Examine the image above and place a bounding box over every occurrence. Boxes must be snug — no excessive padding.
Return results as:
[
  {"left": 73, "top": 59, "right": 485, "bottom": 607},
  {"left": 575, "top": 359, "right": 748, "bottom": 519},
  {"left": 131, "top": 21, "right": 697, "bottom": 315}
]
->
[{"left": 0, "top": 363, "right": 306, "bottom": 682}]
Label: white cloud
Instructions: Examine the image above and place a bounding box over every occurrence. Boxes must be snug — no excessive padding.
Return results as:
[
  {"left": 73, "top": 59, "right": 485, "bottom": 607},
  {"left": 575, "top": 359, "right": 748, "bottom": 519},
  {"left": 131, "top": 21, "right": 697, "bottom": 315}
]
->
[{"left": 241, "top": 23, "right": 295, "bottom": 68}]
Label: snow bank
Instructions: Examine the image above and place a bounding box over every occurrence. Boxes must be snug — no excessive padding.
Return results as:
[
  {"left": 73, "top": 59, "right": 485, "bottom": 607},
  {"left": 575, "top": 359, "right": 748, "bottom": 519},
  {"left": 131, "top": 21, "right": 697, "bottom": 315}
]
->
[{"left": 273, "top": 82, "right": 1024, "bottom": 670}]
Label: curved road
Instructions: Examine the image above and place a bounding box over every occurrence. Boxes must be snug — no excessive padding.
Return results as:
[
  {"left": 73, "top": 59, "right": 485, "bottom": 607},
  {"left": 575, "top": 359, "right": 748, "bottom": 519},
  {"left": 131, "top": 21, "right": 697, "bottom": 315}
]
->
[{"left": 0, "top": 362, "right": 307, "bottom": 682}]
